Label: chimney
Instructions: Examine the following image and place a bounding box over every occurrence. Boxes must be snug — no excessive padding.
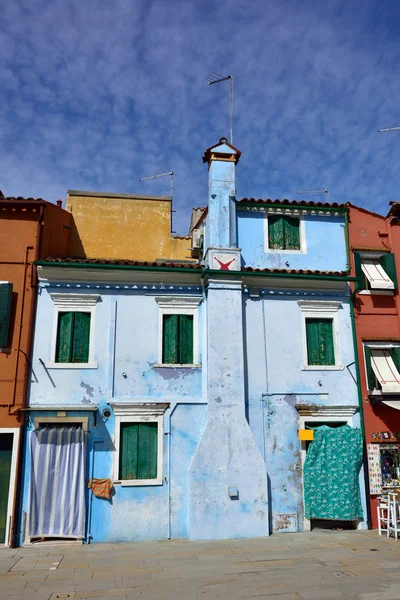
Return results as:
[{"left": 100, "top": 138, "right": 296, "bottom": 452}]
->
[
  {"left": 202, "top": 137, "right": 241, "bottom": 250},
  {"left": 56, "top": 199, "right": 62, "bottom": 208}
]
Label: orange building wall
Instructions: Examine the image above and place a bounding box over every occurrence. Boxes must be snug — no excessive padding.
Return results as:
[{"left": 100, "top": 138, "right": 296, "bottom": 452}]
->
[{"left": 348, "top": 205, "right": 400, "bottom": 528}]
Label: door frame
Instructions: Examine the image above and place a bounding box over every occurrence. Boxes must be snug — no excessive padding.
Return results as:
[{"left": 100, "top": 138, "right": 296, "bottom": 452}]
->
[
  {"left": 298, "top": 406, "right": 358, "bottom": 532},
  {"left": 1, "top": 428, "right": 20, "bottom": 547}
]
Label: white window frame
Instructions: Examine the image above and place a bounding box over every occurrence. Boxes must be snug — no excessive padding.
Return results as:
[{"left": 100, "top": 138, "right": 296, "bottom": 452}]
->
[
  {"left": 298, "top": 300, "right": 343, "bottom": 371},
  {"left": 154, "top": 296, "right": 201, "bottom": 367},
  {"left": 363, "top": 341, "right": 400, "bottom": 396},
  {"left": 1, "top": 428, "right": 20, "bottom": 547},
  {"left": 264, "top": 211, "right": 307, "bottom": 254},
  {"left": 46, "top": 293, "right": 99, "bottom": 369},
  {"left": 357, "top": 251, "right": 394, "bottom": 295},
  {"left": 111, "top": 403, "right": 168, "bottom": 487}
]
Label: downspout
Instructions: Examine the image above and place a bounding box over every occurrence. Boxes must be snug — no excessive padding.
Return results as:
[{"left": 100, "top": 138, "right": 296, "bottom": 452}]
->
[
  {"left": 87, "top": 438, "right": 104, "bottom": 543},
  {"left": 165, "top": 403, "right": 178, "bottom": 540}
]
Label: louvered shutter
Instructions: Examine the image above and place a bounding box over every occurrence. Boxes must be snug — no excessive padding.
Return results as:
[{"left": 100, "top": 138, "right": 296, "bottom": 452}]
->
[
  {"left": 284, "top": 217, "right": 301, "bottom": 250},
  {"left": 72, "top": 312, "right": 90, "bottom": 363},
  {"left": 0, "top": 283, "right": 13, "bottom": 348},
  {"left": 381, "top": 253, "right": 398, "bottom": 290},
  {"left": 137, "top": 423, "right": 158, "bottom": 479},
  {"left": 119, "top": 423, "right": 139, "bottom": 480},
  {"left": 119, "top": 423, "right": 158, "bottom": 480},
  {"left": 354, "top": 252, "right": 366, "bottom": 291},
  {"left": 364, "top": 346, "right": 376, "bottom": 390},
  {"left": 56, "top": 312, "right": 74, "bottom": 362},
  {"left": 179, "top": 314, "right": 193, "bottom": 364},
  {"left": 391, "top": 347, "right": 400, "bottom": 375},
  {"left": 163, "top": 314, "right": 178, "bottom": 364},
  {"left": 319, "top": 319, "right": 335, "bottom": 365},
  {"left": 268, "top": 216, "right": 285, "bottom": 249},
  {"left": 306, "top": 320, "right": 320, "bottom": 365}
]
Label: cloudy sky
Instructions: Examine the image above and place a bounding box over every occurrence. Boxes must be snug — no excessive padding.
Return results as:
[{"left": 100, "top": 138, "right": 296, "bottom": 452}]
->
[{"left": 1, "top": 0, "right": 400, "bottom": 234}]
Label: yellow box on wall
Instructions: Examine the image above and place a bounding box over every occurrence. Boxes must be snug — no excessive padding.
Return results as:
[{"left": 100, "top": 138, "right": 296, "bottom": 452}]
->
[{"left": 299, "top": 429, "right": 314, "bottom": 441}]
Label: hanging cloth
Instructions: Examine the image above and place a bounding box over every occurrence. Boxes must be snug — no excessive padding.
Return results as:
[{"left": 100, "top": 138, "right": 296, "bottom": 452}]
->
[
  {"left": 303, "top": 425, "right": 364, "bottom": 521},
  {"left": 88, "top": 478, "right": 113, "bottom": 500},
  {"left": 29, "top": 426, "right": 86, "bottom": 538}
]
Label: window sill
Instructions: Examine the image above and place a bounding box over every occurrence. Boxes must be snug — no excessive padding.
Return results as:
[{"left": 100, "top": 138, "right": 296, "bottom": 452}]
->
[
  {"left": 114, "top": 479, "right": 163, "bottom": 487},
  {"left": 153, "top": 363, "right": 201, "bottom": 368},
  {"left": 369, "top": 390, "right": 400, "bottom": 397},
  {"left": 302, "top": 365, "right": 344, "bottom": 371},
  {"left": 44, "top": 362, "right": 98, "bottom": 370},
  {"left": 264, "top": 248, "right": 306, "bottom": 255},
  {"left": 359, "top": 290, "right": 394, "bottom": 296}
]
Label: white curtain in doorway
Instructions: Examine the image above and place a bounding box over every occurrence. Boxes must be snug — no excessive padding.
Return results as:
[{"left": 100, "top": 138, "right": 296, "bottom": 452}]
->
[{"left": 29, "top": 426, "right": 86, "bottom": 538}]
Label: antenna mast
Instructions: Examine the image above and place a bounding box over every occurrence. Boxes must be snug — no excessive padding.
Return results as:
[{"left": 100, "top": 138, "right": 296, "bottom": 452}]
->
[
  {"left": 296, "top": 188, "right": 330, "bottom": 203},
  {"left": 206, "top": 73, "right": 234, "bottom": 145},
  {"left": 139, "top": 171, "right": 175, "bottom": 232},
  {"left": 379, "top": 126, "right": 400, "bottom": 133}
]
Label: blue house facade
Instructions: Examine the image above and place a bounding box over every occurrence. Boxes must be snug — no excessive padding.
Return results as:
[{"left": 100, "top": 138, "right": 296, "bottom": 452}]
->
[{"left": 19, "top": 138, "right": 368, "bottom": 544}]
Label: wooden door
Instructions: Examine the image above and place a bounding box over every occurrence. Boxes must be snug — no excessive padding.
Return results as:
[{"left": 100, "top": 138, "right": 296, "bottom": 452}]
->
[{"left": 0, "top": 434, "right": 13, "bottom": 544}]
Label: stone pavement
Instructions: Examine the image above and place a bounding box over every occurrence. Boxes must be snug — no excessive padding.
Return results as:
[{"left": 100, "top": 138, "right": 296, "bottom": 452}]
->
[{"left": 1, "top": 530, "right": 400, "bottom": 600}]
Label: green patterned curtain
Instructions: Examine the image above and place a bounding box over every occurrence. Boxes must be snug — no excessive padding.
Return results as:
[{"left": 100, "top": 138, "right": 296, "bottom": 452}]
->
[{"left": 303, "top": 425, "right": 364, "bottom": 521}]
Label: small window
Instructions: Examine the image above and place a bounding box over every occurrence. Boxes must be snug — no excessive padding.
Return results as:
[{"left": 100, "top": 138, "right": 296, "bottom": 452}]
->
[
  {"left": 0, "top": 282, "right": 13, "bottom": 348},
  {"left": 306, "top": 318, "right": 335, "bottom": 366},
  {"left": 364, "top": 345, "right": 400, "bottom": 394},
  {"left": 354, "top": 252, "right": 397, "bottom": 292},
  {"left": 119, "top": 422, "right": 158, "bottom": 481},
  {"left": 56, "top": 311, "right": 91, "bottom": 363},
  {"left": 163, "top": 314, "right": 193, "bottom": 364},
  {"left": 268, "top": 215, "right": 300, "bottom": 250}
]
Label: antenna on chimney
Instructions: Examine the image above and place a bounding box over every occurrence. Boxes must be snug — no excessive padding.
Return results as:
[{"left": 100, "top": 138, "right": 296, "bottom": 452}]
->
[
  {"left": 139, "top": 171, "right": 175, "bottom": 232},
  {"left": 296, "top": 188, "right": 330, "bottom": 203},
  {"left": 206, "top": 73, "right": 234, "bottom": 145}
]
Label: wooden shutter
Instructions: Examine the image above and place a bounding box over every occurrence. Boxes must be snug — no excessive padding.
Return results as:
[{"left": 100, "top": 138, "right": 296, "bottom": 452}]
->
[
  {"left": 137, "top": 423, "right": 158, "bottom": 479},
  {"left": 119, "top": 423, "right": 139, "bottom": 480},
  {"left": 381, "top": 253, "right": 398, "bottom": 290},
  {"left": 179, "top": 314, "right": 193, "bottom": 364},
  {"left": 72, "top": 312, "right": 91, "bottom": 363},
  {"left": 364, "top": 346, "right": 376, "bottom": 390},
  {"left": 56, "top": 312, "right": 74, "bottom": 363},
  {"left": 163, "top": 314, "right": 179, "bottom": 364},
  {"left": 268, "top": 216, "right": 285, "bottom": 249},
  {"left": 284, "top": 217, "right": 300, "bottom": 250},
  {"left": 392, "top": 347, "right": 400, "bottom": 374},
  {"left": 353, "top": 252, "right": 366, "bottom": 291},
  {"left": 306, "top": 319, "right": 334, "bottom": 366},
  {"left": 0, "top": 283, "right": 13, "bottom": 348}
]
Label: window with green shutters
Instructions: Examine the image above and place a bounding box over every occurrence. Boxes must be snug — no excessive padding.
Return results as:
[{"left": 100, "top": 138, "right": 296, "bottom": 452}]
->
[
  {"left": 56, "top": 311, "right": 91, "bottom": 363},
  {"left": 0, "top": 283, "right": 13, "bottom": 348},
  {"left": 354, "top": 252, "right": 398, "bottom": 292},
  {"left": 119, "top": 422, "right": 158, "bottom": 481},
  {"left": 268, "top": 215, "right": 301, "bottom": 250},
  {"left": 163, "top": 314, "right": 193, "bottom": 364},
  {"left": 306, "top": 318, "right": 335, "bottom": 366},
  {"left": 364, "top": 345, "right": 400, "bottom": 391}
]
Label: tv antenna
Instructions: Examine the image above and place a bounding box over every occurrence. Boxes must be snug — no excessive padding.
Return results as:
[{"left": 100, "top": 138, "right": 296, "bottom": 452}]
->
[
  {"left": 139, "top": 171, "right": 175, "bottom": 232},
  {"left": 296, "top": 188, "right": 330, "bottom": 203},
  {"left": 379, "top": 126, "right": 400, "bottom": 133},
  {"left": 206, "top": 73, "right": 234, "bottom": 145}
]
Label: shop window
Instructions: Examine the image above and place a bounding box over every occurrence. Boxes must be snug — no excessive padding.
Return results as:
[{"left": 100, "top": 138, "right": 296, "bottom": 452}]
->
[
  {"left": 354, "top": 252, "right": 397, "bottom": 292},
  {"left": 368, "top": 444, "right": 400, "bottom": 493},
  {"left": 364, "top": 344, "right": 400, "bottom": 394}
]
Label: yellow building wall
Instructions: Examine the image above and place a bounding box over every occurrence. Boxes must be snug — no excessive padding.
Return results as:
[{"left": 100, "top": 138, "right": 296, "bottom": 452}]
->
[{"left": 66, "top": 192, "right": 192, "bottom": 261}]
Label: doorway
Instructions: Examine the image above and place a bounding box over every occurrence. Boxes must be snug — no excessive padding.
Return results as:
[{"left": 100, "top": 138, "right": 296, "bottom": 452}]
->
[{"left": 0, "top": 430, "right": 19, "bottom": 546}]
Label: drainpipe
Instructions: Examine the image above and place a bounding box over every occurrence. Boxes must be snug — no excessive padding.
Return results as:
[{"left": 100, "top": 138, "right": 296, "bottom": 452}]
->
[
  {"left": 165, "top": 403, "right": 178, "bottom": 540},
  {"left": 87, "top": 438, "right": 104, "bottom": 543}
]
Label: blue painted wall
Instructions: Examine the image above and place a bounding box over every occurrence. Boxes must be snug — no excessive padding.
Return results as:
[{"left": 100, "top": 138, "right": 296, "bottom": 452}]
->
[{"left": 237, "top": 210, "right": 348, "bottom": 271}]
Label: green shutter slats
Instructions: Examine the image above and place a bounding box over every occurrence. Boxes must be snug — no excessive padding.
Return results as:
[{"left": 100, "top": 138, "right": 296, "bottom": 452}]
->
[
  {"left": 285, "top": 216, "right": 301, "bottom": 250},
  {"left": 0, "top": 283, "right": 13, "bottom": 348},
  {"left": 179, "top": 314, "right": 194, "bottom": 364},
  {"left": 364, "top": 346, "right": 377, "bottom": 390},
  {"left": 392, "top": 347, "right": 400, "bottom": 375},
  {"left": 56, "top": 312, "right": 74, "bottom": 363},
  {"left": 163, "top": 314, "right": 179, "bottom": 364},
  {"left": 306, "top": 319, "right": 335, "bottom": 366},
  {"left": 268, "top": 216, "right": 285, "bottom": 249},
  {"left": 353, "top": 252, "right": 366, "bottom": 291},
  {"left": 381, "top": 253, "right": 398, "bottom": 290},
  {"left": 72, "top": 312, "right": 90, "bottom": 363},
  {"left": 119, "top": 422, "right": 158, "bottom": 481}
]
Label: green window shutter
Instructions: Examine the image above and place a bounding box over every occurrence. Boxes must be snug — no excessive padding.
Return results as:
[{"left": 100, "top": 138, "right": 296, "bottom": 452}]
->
[
  {"left": 119, "top": 423, "right": 139, "bottom": 480},
  {"left": 0, "top": 283, "right": 13, "bottom": 348},
  {"left": 283, "top": 217, "right": 300, "bottom": 250},
  {"left": 392, "top": 347, "right": 400, "bottom": 374},
  {"left": 268, "top": 216, "right": 285, "bottom": 249},
  {"left": 353, "top": 252, "right": 366, "bottom": 291},
  {"left": 306, "top": 319, "right": 334, "bottom": 366},
  {"left": 179, "top": 314, "right": 193, "bottom": 364},
  {"left": 137, "top": 423, "right": 158, "bottom": 479},
  {"left": 163, "top": 314, "right": 179, "bottom": 364},
  {"left": 364, "top": 346, "right": 376, "bottom": 390},
  {"left": 381, "top": 253, "right": 398, "bottom": 290},
  {"left": 56, "top": 312, "right": 74, "bottom": 363},
  {"left": 72, "top": 312, "right": 90, "bottom": 363}
]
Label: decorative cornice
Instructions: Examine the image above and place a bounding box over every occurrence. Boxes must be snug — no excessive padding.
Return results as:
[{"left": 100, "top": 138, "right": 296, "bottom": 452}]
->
[
  {"left": 297, "top": 300, "right": 342, "bottom": 313},
  {"left": 50, "top": 293, "right": 100, "bottom": 308},
  {"left": 154, "top": 296, "right": 202, "bottom": 309},
  {"left": 109, "top": 402, "right": 169, "bottom": 417}
]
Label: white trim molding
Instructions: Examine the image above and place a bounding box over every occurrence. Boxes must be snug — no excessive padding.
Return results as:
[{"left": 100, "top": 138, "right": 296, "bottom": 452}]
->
[
  {"left": 298, "top": 300, "right": 343, "bottom": 371},
  {"left": 0, "top": 428, "right": 20, "bottom": 547},
  {"left": 111, "top": 402, "right": 169, "bottom": 486},
  {"left": 155, "top": 296, "right": 201, "bottom": 366},
  {"left": 46, "top": 293, "right": 100, "bottom": 369},
  {"left": 264, "top": 213, "right": 307, "bottom": 255}
]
